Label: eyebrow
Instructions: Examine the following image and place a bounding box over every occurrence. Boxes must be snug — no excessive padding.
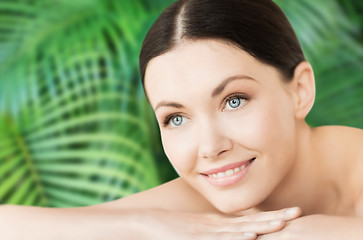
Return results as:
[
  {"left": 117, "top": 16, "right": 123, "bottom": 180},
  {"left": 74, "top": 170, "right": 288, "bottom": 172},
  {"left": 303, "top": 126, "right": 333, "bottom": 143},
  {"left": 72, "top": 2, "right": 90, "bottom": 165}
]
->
[
  {"left": 211, "top": 75, "right": 256, "bottom": 97},
  {"left": 154, "top": 102, "right": 184, "bottom": 112},
  {"left": 154, "top": 74, "right": 256, "bottom": 112}
]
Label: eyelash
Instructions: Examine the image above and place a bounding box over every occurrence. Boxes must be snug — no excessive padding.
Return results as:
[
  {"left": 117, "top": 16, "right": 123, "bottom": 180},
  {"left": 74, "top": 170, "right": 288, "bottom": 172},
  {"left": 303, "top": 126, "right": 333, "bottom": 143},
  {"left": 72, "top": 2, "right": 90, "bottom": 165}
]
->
[
  {"left": 223, "top": 93, "right": 248, "bottom": 111},
  {"left": 163, "top": 113, "right": 181, "bottom": 127},
  {"left": 162, "top": 93, "right": 249, "bottom": 127}
]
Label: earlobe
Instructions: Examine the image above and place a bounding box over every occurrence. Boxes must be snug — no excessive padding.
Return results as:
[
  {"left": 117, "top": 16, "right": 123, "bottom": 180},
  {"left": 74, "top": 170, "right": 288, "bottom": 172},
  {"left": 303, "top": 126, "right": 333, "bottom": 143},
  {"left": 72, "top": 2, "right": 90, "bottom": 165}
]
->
[{"left": 291, "top": 61, "right": 316, "bottom": 119}]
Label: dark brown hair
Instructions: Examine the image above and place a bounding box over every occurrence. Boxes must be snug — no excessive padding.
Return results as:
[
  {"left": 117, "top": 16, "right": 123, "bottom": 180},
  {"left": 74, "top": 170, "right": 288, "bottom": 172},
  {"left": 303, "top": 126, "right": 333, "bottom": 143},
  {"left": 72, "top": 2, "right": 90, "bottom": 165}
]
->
[{"left": 139, "top": 0, "right": 305, "bottom": 84}]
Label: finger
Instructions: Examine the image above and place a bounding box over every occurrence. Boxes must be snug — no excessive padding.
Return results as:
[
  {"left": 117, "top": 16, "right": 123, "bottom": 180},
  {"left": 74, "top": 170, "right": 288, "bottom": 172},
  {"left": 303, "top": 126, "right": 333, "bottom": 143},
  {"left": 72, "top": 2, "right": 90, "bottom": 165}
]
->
[
  {"left": 256, "top": 231, "right": 280, "bottom": 240},
  {"left": 217, "top": 219, "right": 286, "bottom": 235},
  {"left": 235, "top": 207, "right": 301, "bottom": 222},
  {"left": 199, "top": 231, "right": 257, "bottom": 240}
]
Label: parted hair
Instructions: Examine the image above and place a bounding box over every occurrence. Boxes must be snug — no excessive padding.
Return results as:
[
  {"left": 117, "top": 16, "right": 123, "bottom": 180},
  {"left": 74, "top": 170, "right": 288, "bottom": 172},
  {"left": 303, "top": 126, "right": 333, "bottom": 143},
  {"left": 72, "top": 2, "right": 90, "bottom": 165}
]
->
[{"left": 139, "top": 0, "right": 306, "bottom": 83}]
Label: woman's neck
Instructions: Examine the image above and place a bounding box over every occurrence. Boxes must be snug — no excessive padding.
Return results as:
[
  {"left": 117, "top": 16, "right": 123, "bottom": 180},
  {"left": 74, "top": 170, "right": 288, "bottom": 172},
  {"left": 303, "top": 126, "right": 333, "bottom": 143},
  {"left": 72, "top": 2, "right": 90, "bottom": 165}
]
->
[{"left": 255, "top": 122, "right": 342, "bottom": 216}]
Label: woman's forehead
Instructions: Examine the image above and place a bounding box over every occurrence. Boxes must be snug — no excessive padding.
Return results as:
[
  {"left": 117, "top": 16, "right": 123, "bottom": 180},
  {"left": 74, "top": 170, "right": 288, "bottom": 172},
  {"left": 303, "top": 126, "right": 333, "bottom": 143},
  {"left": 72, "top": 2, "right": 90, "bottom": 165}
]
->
[{"left": 144, "top": 40, "right": 265, "bottom": 89}]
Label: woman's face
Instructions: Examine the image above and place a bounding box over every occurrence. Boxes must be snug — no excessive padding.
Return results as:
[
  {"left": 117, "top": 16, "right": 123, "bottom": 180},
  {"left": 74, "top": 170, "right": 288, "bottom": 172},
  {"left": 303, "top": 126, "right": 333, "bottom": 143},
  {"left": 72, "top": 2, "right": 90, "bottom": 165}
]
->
[{"left": 144, "top": 39, "right": 298, "bottom": 213}]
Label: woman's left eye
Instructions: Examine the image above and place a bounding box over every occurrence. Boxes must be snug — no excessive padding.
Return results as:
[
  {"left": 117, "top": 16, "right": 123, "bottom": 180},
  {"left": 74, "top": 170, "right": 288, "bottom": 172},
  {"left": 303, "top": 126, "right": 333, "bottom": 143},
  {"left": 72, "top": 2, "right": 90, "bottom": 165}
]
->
[{"left": 223, "top": 95, "right": 247, "bottom": 111}]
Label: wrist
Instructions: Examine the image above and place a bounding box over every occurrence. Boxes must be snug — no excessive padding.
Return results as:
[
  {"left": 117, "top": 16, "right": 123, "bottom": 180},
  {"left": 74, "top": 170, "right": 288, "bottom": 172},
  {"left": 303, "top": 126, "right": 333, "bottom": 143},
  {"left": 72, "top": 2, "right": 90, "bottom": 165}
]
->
[{"left": 93, "top": 207, "right": 160, "bottom": 240}]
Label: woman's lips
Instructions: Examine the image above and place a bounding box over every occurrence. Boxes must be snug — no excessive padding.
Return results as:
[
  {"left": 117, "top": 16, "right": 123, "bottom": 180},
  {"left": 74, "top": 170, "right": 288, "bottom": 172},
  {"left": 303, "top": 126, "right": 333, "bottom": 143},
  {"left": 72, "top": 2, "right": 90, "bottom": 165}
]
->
[{"left": 201, "top": 158, "right": 255, "bottom": 187}]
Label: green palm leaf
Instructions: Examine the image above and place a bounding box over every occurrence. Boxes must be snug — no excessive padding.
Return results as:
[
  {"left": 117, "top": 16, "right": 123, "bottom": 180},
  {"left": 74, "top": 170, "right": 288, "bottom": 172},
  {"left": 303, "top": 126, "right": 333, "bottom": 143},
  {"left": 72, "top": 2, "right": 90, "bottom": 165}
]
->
[
  {"left": 275, "top": 0, "right": 363, "bottom": 128},
  {"left": 1, "top": 0, "right": 362, "bottom": 208},
  {"left": 0, "top": 0, "right": 168, "bottom": 207}
]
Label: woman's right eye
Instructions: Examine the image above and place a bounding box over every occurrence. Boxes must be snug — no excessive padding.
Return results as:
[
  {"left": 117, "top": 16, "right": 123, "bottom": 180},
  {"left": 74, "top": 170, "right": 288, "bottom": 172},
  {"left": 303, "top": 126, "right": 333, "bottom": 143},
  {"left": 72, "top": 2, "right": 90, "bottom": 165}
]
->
[
  {"left": 171, "top": 115, "right": 183, "bottom": 126},
  {"left": 163, "top": 114, "right": 185, "bottom": 127}
]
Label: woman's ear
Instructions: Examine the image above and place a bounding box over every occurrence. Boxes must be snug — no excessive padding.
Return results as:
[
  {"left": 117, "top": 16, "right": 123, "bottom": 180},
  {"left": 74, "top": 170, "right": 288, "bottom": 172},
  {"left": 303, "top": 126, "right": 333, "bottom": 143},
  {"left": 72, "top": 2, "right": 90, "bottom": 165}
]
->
[{"left": 290, "top": 61, "right": 316, "bottom": 119}]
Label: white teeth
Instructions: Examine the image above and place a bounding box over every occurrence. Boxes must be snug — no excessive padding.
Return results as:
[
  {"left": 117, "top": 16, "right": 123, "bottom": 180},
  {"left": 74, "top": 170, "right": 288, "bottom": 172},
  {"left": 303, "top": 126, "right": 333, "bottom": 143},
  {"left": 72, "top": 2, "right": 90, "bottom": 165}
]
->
[
  {"left": 226, "top": 169, "right": 234, "bottom": 176},
  {"left": 207, "top": 164, "right": 249, "bottom": 179}
]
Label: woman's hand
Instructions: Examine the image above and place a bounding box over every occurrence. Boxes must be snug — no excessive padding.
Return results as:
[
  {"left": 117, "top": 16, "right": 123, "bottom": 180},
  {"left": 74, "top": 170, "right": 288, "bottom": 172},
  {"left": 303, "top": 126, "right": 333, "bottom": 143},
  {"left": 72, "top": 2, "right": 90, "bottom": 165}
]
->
[
  {"left": 0, "top": 205, "right": 301, "bottom": 239},
  {"left": 256, "top": 214, "right": 363, "bottom": 240},
  {"left": 139, "top": 207, "right": 301, "bottom": 240}
]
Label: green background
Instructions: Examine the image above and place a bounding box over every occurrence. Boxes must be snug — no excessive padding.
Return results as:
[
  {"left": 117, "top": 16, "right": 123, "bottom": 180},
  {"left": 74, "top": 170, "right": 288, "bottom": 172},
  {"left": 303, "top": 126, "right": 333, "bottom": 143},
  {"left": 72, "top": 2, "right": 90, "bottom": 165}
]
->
[{"left": 0, "top": 0, "right": 362, "bottom": 207}]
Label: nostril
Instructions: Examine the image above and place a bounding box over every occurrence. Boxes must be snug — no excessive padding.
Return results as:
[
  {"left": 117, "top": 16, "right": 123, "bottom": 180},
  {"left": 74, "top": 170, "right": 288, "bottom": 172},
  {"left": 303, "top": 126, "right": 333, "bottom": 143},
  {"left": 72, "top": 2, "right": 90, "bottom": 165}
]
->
[
  {"left": 198, "top": 132, "right": 233, "bottom": 158},
  {"left": 217, "top": 149, "right": 228, "bottom": 156}
]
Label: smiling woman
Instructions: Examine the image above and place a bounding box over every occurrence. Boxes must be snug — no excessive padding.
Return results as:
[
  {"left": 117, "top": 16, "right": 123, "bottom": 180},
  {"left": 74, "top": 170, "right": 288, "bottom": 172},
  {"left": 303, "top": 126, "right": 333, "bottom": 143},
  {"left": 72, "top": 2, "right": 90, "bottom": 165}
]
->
[
  {"left": 1, "top": 0, "right": 363, "bottom": 239},
  {"left": 145, "top": 40, "right": 304, "bottom": 214},
  {"left": 112, "top": 0, "right": 363, "bottom": 238}
]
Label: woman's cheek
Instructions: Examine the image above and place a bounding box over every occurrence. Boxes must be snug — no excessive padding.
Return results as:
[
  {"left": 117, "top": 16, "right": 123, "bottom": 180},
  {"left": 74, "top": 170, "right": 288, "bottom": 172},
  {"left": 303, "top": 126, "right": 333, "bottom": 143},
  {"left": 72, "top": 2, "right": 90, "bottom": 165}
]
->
[
  {"left": 161, "top": 128, "right": 198, "bottom": 176},
  {"left": 222, "top": 102, "right": 269, "bottom": 148},
  {"left": 230, "top": 98, "right": 294, "bottom": 154},
  {"left": 250, "top": 97, "right": 296, "bottom": 167}
]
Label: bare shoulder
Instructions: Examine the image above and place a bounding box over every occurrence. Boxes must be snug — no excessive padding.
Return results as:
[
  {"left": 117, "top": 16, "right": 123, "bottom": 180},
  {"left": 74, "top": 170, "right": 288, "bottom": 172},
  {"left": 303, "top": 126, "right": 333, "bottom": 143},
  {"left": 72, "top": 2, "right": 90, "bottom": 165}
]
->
[
  {"left": 316, "top": 125, "right": 363, "bottom": 172},
  {"left": 314, "top": 126, "right": 363, "bottom": 215},
  {"left": 314, "top": 125, "right": 362, "bottom": 168},
  {"left": 94, "top": 177, "right": 217, "bottom": 213},
  {"left": 317, "top": 126, "right": 363, "bottom": 214},
  {"left": 315, "top": 125, "right": 363, "bottom": 140},
  {"left": 315, "top": 125, "right": 363, "bottom": 156}
]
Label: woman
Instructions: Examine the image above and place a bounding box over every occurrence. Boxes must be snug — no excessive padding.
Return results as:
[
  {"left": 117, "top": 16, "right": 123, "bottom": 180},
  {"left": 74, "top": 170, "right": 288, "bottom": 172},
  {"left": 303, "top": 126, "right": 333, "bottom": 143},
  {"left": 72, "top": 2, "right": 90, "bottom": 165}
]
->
[{"left": 1, "top": 0, "right": 362, "bottom": 239}]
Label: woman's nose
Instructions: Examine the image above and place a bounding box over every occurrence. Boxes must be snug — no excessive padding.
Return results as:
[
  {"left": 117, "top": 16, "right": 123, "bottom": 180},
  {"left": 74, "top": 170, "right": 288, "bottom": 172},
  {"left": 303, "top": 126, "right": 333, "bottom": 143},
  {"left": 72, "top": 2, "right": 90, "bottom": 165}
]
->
[{"left": 197, "top": 122, "right": 233, "bottom": 159}]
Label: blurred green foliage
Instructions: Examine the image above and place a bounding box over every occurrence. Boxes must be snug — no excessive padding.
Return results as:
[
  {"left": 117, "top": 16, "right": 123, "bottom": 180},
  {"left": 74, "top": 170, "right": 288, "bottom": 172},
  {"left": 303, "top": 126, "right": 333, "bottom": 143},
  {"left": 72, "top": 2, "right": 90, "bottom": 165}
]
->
[
  {"left": 276, "top": 0, "right": 363, "bottom": 127},
  {"left": 0, "top": 0, "right": 175, "bottom": 207},
  {"left": 0, "top": 0, "right": 362, "bottom": 207}
]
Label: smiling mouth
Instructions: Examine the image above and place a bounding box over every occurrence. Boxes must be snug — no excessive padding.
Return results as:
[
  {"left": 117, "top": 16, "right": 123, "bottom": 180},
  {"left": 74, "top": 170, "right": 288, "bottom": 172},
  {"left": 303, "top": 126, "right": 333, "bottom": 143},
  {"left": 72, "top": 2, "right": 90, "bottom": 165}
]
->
[
  {"left": 200, "top": 157, "right": 256, "bottom": 187},
  {"left": 201, "top": 157, "right": 256, "bottom": 178}
]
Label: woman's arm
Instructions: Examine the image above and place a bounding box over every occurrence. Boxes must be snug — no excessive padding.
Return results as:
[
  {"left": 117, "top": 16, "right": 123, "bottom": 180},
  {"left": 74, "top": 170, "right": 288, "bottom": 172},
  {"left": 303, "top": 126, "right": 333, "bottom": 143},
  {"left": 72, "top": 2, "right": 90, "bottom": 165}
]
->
[
  {"left": 0, "top": 204, "right": 151, "bottom": 240},
  {"left": 0, "top": 179, "right": 302, "bottom": 239},
  {"left": 257, "top": 214, "right": 363, "bottom": 239},
  {"left": 0, "top": 203, "right": 302, "bottom": 240}
]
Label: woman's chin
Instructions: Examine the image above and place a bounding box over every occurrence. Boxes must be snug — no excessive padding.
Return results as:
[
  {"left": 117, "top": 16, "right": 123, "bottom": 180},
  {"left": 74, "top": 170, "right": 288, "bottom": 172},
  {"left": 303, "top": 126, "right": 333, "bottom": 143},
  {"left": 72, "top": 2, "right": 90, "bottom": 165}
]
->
[{"left": 208, "top": 194, "right": 264, "bottom": 215}]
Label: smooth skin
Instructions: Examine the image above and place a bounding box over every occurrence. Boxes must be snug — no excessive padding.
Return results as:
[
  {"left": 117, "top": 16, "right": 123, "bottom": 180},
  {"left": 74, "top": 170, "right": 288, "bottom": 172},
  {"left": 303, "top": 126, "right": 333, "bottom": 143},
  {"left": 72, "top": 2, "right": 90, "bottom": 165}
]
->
[
  {"left": 1, "top": 39, "right": 362, "bottom": 239},
  {"left": 101, "top": 39, "right": 363, "bottom": 239}
]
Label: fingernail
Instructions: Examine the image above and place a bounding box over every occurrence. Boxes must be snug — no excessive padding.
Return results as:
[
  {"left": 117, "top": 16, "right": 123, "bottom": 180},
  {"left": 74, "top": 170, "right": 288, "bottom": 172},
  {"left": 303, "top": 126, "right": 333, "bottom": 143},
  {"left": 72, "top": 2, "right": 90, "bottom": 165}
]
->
[
  {"left": 269, "top": 219, "right": 283, "bottom": 226},
  {"left": 285, "top": 207, "right": 299, "bottom": 215},
  {"left": 243, "top": 232, "right": 256, "bottom": 237}
]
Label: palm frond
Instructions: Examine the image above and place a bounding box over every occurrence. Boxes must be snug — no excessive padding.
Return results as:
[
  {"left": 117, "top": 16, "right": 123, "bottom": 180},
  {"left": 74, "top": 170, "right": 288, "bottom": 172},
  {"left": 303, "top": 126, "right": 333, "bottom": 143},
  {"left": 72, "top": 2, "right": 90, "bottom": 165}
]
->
[
  {"left": 0, "top": 0, "right": 165, "bottom": 207},
  {"left": 275, "top": 0, "right": 363, "bottom": 128}
]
